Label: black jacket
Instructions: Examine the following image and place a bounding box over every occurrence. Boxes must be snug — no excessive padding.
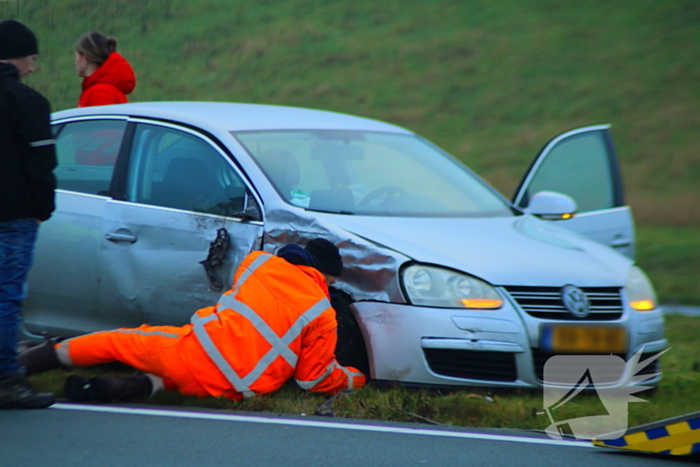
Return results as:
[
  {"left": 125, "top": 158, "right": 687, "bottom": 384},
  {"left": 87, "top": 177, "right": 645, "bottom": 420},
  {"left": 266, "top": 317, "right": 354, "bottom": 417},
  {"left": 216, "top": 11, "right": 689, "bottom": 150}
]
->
[{"left": 0, "top": 61, "right": 56, "bottom": 223}]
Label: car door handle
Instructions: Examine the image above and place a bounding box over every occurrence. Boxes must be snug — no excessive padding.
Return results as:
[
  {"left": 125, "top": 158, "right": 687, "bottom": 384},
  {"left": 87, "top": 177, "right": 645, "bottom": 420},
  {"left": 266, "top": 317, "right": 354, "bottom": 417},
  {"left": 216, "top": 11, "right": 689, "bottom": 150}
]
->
[
  {"left": 610, "top": 236, "right": 631, "bottom": 248},
  {"left": 105, "top": 231, "right": 137, "bottom": 243}
]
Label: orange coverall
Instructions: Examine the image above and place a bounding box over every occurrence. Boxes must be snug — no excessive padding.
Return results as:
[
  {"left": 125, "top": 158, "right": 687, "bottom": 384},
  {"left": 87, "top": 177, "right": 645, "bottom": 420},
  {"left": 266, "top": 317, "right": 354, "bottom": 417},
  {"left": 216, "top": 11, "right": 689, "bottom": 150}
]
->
[{"left": 56, "top": 251, "right": 366, "bottom": 400}]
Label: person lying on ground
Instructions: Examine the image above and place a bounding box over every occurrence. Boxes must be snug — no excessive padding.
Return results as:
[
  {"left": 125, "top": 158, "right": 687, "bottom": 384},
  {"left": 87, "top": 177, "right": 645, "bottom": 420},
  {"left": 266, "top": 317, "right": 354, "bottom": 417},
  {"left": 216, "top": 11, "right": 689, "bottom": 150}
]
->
[{"left": 20, "top": 238, "right": 366, "bottom": 402}]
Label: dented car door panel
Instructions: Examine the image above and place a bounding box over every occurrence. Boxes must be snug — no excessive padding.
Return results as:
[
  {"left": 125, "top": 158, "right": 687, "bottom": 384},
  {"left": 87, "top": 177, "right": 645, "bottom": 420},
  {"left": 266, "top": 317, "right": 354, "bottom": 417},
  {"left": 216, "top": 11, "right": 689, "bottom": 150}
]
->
[
  {"left": 100, "top": 201, "right": 262, "bottom": 328},
  {"left": 99, "top": 120, "right": 264, "bottom": 328}
]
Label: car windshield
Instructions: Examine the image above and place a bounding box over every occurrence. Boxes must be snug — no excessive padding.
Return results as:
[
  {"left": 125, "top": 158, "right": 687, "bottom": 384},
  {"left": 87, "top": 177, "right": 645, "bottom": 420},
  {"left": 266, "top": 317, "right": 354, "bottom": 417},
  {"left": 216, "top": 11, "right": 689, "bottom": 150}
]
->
[{"left": 233, "top": 130, "right": 513, "bottom": 218}]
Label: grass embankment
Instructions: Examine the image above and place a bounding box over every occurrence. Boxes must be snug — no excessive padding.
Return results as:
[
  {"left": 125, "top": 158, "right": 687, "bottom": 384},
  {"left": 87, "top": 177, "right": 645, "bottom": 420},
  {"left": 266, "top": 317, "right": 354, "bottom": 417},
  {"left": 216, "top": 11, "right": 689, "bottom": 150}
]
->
[
  {"left": 4, "top": 0, "right": 698, "bottom": 303},
  {"left": 31, "top": 315, "right": 700, "bottom": 430},
  {"left": 3, "top": 0, "right": 699, "bottom": 222}
]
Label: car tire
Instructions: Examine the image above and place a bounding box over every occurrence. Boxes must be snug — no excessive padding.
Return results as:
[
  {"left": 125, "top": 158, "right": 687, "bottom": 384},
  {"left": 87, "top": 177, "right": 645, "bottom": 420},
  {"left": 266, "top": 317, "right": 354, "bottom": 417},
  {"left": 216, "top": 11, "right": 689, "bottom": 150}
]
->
[{"left": 331, "top": 288, "right": 370, "bottom": 375}]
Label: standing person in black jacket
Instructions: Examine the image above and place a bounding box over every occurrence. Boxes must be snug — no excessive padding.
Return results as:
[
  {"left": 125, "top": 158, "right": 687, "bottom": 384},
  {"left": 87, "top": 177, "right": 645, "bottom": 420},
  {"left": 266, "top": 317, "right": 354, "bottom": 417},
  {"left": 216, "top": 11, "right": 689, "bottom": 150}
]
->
[{"left": 0, "top": 20, "right": 57, "bottom": 409}]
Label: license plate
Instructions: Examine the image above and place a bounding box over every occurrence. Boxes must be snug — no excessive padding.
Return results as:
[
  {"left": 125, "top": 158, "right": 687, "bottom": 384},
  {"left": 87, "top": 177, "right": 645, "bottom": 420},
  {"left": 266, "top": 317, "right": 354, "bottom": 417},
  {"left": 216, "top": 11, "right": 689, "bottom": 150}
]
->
[{"left": 540, "top": 325, "right": 627, "bottom": 353}]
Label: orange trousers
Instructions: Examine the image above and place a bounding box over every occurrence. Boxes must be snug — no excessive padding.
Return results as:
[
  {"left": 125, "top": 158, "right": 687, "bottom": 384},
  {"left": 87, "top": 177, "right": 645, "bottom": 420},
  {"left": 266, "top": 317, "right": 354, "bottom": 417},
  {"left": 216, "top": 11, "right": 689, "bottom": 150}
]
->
[{"left": 57, "top": 324, "right": 210, "bottom": 397}]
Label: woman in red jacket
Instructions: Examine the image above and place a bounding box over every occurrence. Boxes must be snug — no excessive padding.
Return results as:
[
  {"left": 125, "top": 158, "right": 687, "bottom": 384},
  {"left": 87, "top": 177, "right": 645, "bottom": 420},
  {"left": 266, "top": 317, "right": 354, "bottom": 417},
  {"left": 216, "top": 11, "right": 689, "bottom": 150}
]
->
[{"left": 74, "top": 31, "right": 136, "bottom": 107}]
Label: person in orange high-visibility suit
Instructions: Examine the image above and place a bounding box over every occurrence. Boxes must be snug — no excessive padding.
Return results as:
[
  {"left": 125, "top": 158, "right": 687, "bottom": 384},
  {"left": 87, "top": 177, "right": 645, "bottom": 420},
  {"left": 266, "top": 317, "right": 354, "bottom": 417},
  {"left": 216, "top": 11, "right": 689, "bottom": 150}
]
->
[{"left": 19, "top": 238, "right": 366, "bottom": 402}]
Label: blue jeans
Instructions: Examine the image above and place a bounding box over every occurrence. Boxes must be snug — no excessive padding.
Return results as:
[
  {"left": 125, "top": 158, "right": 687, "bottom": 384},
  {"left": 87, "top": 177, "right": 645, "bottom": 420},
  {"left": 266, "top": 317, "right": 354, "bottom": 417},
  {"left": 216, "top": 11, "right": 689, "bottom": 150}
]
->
[{"left": 0, "top": 218, "right": 39, "bottom": 375}]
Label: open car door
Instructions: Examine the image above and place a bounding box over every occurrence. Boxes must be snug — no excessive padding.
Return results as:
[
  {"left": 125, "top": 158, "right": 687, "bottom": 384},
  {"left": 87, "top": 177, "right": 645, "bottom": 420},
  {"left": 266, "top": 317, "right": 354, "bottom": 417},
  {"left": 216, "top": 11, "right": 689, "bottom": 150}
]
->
[{"left": 512, "top": 125, "right": 635, "bottom": 259}]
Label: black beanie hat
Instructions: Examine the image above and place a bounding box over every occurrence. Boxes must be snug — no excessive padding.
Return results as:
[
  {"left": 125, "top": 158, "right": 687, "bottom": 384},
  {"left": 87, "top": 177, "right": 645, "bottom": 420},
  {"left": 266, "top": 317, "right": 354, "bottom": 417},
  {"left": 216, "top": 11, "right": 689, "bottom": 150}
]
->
[
  {"left": 305, "top": 238, "right": 343, "bottom": 277},
  {"left": 0, "top": 20, "right": 38, "bottom": 60}
]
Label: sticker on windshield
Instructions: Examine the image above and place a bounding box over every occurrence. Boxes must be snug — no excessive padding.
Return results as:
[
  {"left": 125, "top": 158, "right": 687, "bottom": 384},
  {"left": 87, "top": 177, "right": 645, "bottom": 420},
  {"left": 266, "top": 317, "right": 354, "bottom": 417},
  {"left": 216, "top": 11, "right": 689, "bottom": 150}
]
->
[{"left": 290, "top": 189, "right": 310, "bottom": 208}]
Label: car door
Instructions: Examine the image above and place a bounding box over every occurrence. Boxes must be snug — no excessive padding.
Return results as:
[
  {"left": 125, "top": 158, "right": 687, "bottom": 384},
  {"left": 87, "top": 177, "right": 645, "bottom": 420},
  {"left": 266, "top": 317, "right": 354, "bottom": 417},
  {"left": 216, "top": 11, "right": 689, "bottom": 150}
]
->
[
  {"left": 25, "top": 117, "right": 129, "bottom": 337},
  {"left": 98, "top": 120, "right": 264, "bottom": 330},
  {"left": 512, "top": 125, "right": 635, "bottom": 259}
]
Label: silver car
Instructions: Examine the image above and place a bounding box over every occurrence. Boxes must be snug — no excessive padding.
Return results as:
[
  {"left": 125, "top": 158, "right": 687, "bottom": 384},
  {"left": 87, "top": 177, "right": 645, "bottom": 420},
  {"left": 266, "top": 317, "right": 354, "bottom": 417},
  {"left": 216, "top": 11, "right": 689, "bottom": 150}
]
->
[{"left": 24, "top": 102, "right": 666, "bottom": 389}]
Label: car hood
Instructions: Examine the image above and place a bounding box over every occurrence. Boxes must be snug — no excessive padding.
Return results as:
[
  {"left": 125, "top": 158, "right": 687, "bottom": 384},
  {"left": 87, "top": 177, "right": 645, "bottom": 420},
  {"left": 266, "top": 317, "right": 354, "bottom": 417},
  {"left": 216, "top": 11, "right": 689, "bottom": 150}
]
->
[{"left": 313, "top": 213, "right": 631, "bottom": 287}]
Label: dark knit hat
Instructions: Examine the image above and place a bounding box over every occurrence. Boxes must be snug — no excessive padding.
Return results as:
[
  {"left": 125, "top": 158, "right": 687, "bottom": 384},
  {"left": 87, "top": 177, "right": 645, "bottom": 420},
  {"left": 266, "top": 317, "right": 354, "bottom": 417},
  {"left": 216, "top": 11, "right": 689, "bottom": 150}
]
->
[
  {"left": 277, "top": 244, "right": 320, "bottom": 271},
  {"left": 0, "top": 20, "right": 38, "bottom": 60},
  {"left": 305, "top": 238, "right": 343, "bottom": 277}
]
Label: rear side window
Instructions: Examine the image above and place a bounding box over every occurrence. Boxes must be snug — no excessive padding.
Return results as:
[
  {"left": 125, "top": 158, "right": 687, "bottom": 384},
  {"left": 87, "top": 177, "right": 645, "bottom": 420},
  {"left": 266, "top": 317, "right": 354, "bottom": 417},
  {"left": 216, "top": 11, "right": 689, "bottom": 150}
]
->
[{"left": 53, "top": 119, "right": 127, "bottom": 196}]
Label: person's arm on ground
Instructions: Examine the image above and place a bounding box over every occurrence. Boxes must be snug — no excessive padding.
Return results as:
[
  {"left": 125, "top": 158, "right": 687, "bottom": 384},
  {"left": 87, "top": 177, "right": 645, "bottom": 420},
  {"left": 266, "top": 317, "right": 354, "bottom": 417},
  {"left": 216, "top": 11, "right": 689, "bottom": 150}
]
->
[{"left": 293, "top": 318, "right": 366, "bottom": 395}]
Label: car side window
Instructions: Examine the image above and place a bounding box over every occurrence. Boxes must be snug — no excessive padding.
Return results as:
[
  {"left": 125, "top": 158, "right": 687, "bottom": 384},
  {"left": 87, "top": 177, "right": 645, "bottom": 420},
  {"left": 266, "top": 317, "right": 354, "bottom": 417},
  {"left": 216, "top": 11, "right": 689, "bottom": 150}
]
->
[
  {"left": 518, "top": 130, "right": 616, "bottom": 213},
  {"left": 126, "top": 124, "right": 252, "bottom": 216},
  {"left": 53, "top": 119, "right": 127, "bottom": 196}
]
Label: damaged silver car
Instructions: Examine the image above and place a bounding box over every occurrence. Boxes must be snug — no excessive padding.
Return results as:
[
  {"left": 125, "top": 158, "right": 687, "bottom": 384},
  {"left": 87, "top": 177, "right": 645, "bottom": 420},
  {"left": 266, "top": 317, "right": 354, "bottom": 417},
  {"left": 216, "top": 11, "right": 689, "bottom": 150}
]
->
[{"left": 23, "top": 102, "right": 667, "bottom": 389}]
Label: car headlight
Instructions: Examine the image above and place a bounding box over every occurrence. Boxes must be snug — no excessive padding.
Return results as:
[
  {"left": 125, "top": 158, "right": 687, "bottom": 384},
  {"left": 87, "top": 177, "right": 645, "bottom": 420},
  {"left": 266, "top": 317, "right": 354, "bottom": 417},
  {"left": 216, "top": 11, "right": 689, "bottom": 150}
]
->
[
  {"left": 402, "top": 264, "right": 503, "bottom": 309},
  {"left": 626, "top": 265, "right": 657, "bottom": 311}
]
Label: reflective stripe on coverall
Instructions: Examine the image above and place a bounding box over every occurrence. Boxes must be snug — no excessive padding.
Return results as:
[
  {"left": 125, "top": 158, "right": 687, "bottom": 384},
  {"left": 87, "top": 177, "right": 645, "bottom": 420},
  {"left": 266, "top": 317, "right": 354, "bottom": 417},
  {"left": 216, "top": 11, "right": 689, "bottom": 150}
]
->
[{"left": 57, "top": 251, "right": 366, "bottom": 400}]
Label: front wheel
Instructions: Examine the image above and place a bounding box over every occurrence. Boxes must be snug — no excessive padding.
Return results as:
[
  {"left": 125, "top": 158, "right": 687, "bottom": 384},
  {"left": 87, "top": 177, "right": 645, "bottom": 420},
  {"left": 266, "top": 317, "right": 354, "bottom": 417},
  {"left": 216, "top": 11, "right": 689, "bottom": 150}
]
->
[{"left": 331, "top": 288, "right": 370, "bottom": 375}]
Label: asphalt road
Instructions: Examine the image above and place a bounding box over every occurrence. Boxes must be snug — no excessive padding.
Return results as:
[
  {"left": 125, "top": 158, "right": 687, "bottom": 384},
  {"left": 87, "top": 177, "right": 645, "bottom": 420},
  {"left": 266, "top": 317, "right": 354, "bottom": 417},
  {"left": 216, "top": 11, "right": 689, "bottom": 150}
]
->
[{"left": 0, "top": 403, "right": 693, "bottom": 467}]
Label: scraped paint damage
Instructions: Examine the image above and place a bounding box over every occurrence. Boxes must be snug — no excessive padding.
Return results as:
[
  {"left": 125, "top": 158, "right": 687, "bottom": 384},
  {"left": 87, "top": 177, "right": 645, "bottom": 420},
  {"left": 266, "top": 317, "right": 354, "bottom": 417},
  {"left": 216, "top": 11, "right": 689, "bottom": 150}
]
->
[
  {"left": 199, "top": 227, "right": 230, "bottom": 291},
  {"left": 262, "top": 207, "right": 409, "bottom": 304}
]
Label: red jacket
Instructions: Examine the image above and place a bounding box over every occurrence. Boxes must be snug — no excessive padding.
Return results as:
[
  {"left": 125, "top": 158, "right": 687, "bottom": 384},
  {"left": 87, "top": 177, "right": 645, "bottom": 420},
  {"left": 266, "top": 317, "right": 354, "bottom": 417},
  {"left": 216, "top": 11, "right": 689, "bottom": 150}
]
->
[{"left": 78, "top": 52, "right": 135, "bottom": 107}]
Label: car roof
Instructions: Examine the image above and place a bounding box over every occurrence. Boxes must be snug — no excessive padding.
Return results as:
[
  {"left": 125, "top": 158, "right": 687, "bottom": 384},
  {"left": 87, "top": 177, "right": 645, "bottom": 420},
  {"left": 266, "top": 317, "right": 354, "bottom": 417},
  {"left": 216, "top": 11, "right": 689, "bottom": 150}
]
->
[{"left": 52, "top": 101, "right": 413, "bottom": 134}]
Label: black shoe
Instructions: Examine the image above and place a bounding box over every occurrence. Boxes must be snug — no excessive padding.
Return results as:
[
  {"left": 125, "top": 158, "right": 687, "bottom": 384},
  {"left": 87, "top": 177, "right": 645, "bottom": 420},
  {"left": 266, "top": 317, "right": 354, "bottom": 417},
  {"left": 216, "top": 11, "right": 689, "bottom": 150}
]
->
[
  {"left": 0, "top": 372, "right": 55, "bottom": 409},
  {"left": 18, "top": 338, "right": 64, "bottom": 376},
  {"left": 65, "top": 375, "right": 152, "bottom": 403}
]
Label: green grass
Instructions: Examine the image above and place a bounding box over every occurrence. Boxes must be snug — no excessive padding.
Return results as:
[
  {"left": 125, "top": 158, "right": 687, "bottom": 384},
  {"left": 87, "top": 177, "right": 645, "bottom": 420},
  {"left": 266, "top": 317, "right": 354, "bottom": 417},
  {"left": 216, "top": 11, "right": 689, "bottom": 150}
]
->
[{"left": 29, "top": 315, "right": 700, "bottom": 431}]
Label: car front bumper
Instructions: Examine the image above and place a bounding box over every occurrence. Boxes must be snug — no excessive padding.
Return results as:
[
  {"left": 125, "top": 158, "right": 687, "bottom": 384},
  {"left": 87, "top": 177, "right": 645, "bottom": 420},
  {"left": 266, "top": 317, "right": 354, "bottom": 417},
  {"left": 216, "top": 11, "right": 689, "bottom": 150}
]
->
[{"left": 353, "top": 300, "right": 668, "bottom": 389}]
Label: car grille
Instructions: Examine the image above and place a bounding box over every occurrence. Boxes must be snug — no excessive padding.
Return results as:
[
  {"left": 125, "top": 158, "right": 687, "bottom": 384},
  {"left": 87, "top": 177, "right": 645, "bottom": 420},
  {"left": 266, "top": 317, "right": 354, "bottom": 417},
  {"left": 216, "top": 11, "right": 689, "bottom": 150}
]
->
[
  {"left": 532, "top": 349, "right": 660, "bottom": 383},
  {"left": 504, "top": 286, "right": 623, "bottom": 320},
  {"left": 423, "top": 349, "right": 517, "bottom": 382}
]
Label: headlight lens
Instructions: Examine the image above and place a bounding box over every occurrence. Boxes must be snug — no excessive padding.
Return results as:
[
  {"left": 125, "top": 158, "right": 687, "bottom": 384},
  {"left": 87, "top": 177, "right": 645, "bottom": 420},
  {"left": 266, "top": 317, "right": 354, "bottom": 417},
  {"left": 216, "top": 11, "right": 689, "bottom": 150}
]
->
[
  {"left": 626, "top": 265, "right": 657, "bottom": 311},
  {"left": 402, "top": 264, "right": 503, "bottom": 309}
]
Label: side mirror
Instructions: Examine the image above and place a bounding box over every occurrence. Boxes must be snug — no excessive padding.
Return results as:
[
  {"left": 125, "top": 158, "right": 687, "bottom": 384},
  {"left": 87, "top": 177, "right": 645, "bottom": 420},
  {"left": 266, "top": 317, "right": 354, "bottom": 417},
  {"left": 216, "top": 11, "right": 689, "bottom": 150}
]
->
[{"left": 524, "top": 191, "right": 577, "bottom": 220}]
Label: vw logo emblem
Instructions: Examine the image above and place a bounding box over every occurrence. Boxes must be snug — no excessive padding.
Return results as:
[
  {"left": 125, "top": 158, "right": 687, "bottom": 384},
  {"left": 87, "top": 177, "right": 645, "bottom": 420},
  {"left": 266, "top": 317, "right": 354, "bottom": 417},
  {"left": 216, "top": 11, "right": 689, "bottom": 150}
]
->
[{"left": 561, "top": 285, "right": 590, "bottom": 318}]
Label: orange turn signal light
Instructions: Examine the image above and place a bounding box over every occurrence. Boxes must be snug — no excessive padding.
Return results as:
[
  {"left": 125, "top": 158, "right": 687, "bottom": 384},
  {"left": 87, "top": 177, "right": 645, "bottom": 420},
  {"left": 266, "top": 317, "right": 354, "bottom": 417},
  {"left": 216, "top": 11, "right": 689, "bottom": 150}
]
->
[
  {"left": 630, "top": 300, "right": 655, "bottom": 311},
  {"left": 460, "top": 299, "right": 503, "bottom": 309}
]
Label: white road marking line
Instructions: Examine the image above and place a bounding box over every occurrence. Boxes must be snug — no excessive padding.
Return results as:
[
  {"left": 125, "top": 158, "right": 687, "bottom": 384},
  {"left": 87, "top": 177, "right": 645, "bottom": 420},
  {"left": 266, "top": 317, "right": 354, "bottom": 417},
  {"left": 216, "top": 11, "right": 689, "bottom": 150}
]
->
[{"left": 51, "top": 402, "right": 593, "bottom": 448}]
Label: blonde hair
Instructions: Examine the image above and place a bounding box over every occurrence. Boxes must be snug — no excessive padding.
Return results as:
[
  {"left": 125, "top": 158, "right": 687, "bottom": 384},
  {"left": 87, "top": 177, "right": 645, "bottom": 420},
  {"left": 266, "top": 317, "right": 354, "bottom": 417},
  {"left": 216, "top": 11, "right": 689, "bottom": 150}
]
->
[{"left": 75, "top": 31, "right": 117, "bottom": 66}]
